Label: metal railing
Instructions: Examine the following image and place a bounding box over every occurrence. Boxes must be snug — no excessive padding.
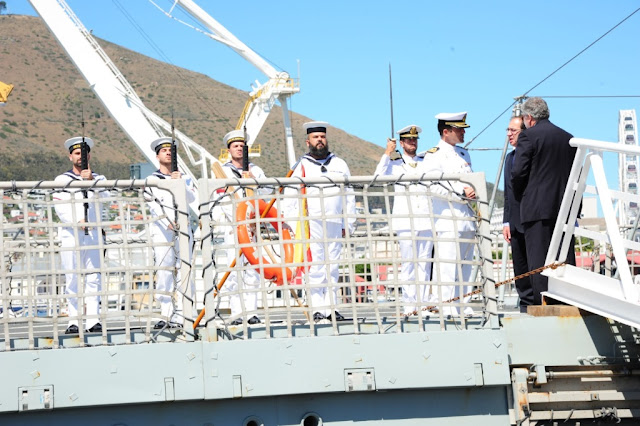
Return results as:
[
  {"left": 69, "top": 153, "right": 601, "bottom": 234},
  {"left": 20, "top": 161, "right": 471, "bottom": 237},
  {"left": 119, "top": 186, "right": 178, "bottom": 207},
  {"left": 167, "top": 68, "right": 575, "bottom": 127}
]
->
[
  {"left": 197, "top": 172, "right": 499, "bottom": 340},
  {"left": 0, "top": 178, "right": 194, "bottom": 350},
  {"left": 0, "top": 172, "right": 499, "bottom": 350},
  {"left": 543, "top": 138, "right": 640, "bottom": 328}
]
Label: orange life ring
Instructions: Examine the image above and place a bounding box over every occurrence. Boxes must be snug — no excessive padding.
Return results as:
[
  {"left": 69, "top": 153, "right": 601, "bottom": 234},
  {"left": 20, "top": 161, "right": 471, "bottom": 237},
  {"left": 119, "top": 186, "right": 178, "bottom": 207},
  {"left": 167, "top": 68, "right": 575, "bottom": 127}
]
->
[{"left": 235, "top": 199, "right": 294, "bottom": 285}]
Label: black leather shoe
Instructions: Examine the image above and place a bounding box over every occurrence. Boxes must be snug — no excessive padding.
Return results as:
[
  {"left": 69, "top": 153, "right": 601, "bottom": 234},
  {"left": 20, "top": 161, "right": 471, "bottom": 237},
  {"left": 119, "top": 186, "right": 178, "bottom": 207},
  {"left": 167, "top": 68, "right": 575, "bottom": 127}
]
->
[
  {"left": 247, "top": 316, "right": 261, "bottom": 325},
  {"left": 153, "top": 320, "right": 167, "bottom": 330},
  {"left": 313, "top": 312, "right": 326, "bottom": 322},
  {"left": 86, "top": 323, "right": 102, "bottom": 333},
  {"left": 328, "top": 311, "right": 345, "bottom": 321},
  {"left": 168, "top": 322, "right": 183, "bottom": 329},
  {"left": 65, "top": 324, "right": 79, "bottom": 335},
  {"left": 230, "top": 318, "right": 243, "bottom": 325}
]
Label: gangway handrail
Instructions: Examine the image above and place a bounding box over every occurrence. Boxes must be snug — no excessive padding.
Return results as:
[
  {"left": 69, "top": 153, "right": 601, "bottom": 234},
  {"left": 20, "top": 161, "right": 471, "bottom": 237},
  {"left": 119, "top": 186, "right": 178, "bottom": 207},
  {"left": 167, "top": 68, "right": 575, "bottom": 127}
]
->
[{"left": 543, "top": 137, "right": 640, "bottom": 329}]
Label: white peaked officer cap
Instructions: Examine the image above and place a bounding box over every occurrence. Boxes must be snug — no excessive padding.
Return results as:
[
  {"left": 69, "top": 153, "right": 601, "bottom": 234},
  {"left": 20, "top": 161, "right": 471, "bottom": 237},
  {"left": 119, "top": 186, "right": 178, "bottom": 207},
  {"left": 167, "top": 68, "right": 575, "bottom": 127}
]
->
[
  {"left": 435, "top": 112, "right": 470, "bottom": 128},
  {"left": 64, "top": 136, "right": 94, "bottom": 153},
  {"left": 303, "top": 121, "right": 329, "bottom": 134},
  {"left": 150, "top": 137, "right": 179, "bottom": 154},
  {"left": 223, "top": 129, "right": 246, "bottom": 147},
  {"left": 397, "top": 124, "right": 422, "bottom": 139}
]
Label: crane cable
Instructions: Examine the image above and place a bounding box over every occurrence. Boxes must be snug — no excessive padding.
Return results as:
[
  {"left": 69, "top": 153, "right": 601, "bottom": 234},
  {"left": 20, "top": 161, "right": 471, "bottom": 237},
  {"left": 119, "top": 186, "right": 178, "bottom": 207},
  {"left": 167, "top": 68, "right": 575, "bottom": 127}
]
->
[
  {"left": 147, "top": 0, "right": 288, "bottom": 74},
  {"left": 112, "top": 0, "right": 229, "bottom": 126},
  {"left": 464, "top": 6, "right": 640, "bottom": 149}
]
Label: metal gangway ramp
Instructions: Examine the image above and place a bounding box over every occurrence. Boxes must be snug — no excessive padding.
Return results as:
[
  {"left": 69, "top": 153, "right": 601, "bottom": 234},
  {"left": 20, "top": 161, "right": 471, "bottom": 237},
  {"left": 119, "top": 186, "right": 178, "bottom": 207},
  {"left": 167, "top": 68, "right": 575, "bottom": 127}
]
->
[{"left": 543, "top": 138, "right": 640, "bottom": 329}]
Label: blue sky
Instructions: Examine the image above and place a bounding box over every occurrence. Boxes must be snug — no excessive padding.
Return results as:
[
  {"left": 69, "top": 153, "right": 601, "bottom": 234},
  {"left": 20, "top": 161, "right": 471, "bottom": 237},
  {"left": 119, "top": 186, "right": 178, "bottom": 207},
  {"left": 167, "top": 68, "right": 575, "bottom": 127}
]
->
[{"left": 6, "top": 1, "right": 640, "bottom": 190}]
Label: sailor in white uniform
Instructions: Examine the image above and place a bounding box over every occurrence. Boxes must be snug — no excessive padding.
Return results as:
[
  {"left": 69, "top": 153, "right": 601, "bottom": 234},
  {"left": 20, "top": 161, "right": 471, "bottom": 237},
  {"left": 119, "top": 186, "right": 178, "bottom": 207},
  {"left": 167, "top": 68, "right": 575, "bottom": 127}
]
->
[
  {"left": 419, "top": 112, "right": 476, "bottom": 317},
  {"left": 283, "top": 122, "right": 356, "bottom": 321},
  {"left": 147, "top": 137, "right": 197, "bottom": 329},
  {"left": 217, "top": 130, "right": 270, "bottom": 325},
  {"left": 374, "top": 125, "right": 433, "bottom": 315},
  {"left": 53, "top": 137, "right": 109, "bottom": 334}
]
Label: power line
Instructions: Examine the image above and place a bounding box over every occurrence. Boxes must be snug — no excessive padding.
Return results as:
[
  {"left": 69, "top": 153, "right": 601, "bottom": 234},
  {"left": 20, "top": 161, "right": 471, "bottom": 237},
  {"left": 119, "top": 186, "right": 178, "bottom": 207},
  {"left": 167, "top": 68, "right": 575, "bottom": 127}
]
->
[
  {"left": 464, "top": 6, "right": 640, "bottom": 149},
  {"left": 111, "top": 0, "right": 230, "bottom": 128},
  {"left": 532, "top": 95, "right": 640, "bottom": 99}
]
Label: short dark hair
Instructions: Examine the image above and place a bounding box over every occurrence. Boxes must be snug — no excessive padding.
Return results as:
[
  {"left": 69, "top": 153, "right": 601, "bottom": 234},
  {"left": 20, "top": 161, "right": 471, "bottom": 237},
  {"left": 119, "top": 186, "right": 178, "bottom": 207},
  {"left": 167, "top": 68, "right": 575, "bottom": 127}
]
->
[
  {"left": 437, "top": 122, "right": 452, "bottom": 136},
  {"left": 512, "top": 116, "right": 526, "bottom": 131}
]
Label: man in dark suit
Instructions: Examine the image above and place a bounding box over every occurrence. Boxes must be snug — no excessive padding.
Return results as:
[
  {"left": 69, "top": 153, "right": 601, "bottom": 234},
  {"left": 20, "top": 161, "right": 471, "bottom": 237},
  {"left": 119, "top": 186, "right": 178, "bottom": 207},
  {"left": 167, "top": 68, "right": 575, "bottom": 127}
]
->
[
  {"left": 511, "top": 97, "right": 577, "bottom": 305},
  {"left": 503, "top": 115, "right": 533, "bottom": 311}
]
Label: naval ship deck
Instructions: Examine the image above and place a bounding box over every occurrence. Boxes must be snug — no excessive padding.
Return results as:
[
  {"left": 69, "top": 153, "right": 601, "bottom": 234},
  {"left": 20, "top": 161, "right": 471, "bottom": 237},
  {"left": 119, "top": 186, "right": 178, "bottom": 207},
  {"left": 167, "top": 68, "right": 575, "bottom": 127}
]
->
[{"left": 1, "top": 140, "right": 640, "bottom": 425}]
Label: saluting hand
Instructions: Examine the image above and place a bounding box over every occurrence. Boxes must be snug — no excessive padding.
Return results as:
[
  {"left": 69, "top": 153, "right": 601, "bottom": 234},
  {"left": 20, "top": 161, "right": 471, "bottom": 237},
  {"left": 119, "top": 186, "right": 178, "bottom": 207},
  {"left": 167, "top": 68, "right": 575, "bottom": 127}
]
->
[
  {"left": 384, "top": 138, "right": 397, "bottom": 157},
  {"left": 170, "top": 171, "right": 182, "bottom": 179}
]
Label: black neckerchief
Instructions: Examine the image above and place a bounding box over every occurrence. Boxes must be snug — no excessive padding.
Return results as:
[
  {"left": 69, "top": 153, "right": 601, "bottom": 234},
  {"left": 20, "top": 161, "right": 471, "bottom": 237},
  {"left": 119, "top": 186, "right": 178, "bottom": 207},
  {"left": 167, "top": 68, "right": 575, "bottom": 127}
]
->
[
  {"left": 303, "top": 153, "right": 334, "bottom": 172},
  {"left": 223, "top": 162, "right": 247, "bottom": 178},
  {"left": 151, "top": 170, "right": 168, "bottom": 179},
  {"left": 63, "top": 170, "right": 98, "bottom": 180}
]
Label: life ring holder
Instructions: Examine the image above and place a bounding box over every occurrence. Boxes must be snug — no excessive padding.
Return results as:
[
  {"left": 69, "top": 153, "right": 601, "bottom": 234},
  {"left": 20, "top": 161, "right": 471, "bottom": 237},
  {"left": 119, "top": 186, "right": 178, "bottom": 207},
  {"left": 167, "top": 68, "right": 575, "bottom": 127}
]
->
[{"left": 235, "top": 199, "right": 294, "bottom": 285}]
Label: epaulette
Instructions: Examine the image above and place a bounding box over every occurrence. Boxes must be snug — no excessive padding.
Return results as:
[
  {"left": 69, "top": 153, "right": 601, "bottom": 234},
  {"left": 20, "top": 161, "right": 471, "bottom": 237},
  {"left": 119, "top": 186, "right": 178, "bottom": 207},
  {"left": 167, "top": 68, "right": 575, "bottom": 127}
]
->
[{"left": 426, "top": 147, "right": 439, "bottom": 154}]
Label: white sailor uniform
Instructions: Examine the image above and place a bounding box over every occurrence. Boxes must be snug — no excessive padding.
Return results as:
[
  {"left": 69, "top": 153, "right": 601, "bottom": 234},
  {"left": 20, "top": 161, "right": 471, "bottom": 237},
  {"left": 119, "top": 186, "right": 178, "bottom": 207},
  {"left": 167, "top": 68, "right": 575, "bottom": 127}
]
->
[
  {"left": 374, "top": 152, "right": 433, "bottom": 315},
  {"left": 419, "top": 140, "right": 476, "bottom": 316},
  {"left": 53, "top": 170, "right": 109, "bottom": 330},
  {"left": 147, "top": 170, "right": 197, "bottom": 324},
  {"left": 283, "top": 153, "right": 356, "bottom": 316},
  {"left": 218, "top": 162, "right": 270, "bottom": 319}
]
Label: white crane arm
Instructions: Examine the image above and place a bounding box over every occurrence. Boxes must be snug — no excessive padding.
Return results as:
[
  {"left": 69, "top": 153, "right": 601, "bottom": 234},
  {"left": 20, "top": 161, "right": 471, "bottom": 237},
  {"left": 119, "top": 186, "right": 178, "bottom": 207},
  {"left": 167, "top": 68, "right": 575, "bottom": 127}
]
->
[
  {"left": 173, "top": 0, "right": 279, "bottom": 79},
  {"left": 162, "top": 0, "right": 301, "bottom": 167},
  {"left": 29, "top": 0, "right": 163, "bottom": 167}
]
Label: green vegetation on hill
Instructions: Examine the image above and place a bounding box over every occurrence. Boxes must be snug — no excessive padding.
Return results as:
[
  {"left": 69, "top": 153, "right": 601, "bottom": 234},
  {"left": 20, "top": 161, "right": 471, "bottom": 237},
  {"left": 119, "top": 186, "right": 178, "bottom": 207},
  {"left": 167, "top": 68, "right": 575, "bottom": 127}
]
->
[
  {"left": 0, "top": 14, "right": 503, "bottom": 206},
  {"left": 0, "top": 15, "right": 383, "bottom": 179}
]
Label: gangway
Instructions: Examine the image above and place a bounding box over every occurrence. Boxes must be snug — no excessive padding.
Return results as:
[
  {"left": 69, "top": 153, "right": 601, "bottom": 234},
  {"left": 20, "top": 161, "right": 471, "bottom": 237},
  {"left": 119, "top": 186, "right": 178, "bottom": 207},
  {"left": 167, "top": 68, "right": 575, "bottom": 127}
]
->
[{"left": 543, "top": 138, "right": 640, "bottom": 329}]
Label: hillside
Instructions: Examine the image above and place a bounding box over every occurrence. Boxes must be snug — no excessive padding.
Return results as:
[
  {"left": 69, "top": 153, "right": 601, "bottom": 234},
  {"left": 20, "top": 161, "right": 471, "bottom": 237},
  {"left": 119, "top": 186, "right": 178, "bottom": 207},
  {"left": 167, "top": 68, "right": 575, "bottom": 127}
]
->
[
  {"left": 0, "top": 14, "right": 501, "bottom": 206},
  {"left": 0, "top": 14, "right": 383, "bottom": 180}
]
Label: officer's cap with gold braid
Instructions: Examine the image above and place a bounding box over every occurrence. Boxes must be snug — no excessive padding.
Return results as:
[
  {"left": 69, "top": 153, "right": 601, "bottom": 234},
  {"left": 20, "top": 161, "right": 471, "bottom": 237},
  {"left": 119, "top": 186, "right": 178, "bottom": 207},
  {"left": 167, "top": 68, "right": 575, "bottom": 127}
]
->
[
  {"left": 397, "top": 124, "right": 422, "bottom": 139},
  {"left": 64, "top": 137, "right": 94, "bottom": 153},
  {"left": 303, "top": 121, "right": 329, "bottom": 134},
  {"left": 223, "top": 129, "right": 246, "bottom": 148},
  {"left": 150, "top": 137, "right": 180, "bottom": 154},
  {"left": 435, "top": 112, "right": 470, "bottom": 128}
]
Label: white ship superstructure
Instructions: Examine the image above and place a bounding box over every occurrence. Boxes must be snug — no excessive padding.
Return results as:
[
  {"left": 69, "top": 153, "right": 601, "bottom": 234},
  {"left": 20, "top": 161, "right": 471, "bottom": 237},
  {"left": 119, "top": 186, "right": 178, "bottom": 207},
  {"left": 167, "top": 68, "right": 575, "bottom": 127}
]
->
[{"left": 619, "top": 109, "right": 639, "bottom": 227}]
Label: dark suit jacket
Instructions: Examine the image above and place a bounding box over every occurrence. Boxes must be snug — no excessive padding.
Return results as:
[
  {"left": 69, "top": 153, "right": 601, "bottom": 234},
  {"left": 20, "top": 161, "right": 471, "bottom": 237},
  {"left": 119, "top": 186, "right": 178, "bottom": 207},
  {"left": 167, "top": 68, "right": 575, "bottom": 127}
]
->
[
  {"left": 511, "top": 119, "right": 575, "bottom": 224},
  {"left": 503, "top": 150, "right": 523, "bottom": 233}
]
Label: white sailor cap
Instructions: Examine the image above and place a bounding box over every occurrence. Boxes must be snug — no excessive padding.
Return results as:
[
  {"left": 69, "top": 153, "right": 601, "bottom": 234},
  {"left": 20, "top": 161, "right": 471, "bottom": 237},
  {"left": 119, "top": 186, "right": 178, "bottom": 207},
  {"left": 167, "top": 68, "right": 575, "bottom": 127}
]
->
[
  {"left": 435, "top": 112, "right": 470, "bottom": 128},
  {"left": 303, "top": 121, "right": 329, "bottom": 134},
  {"left": 150, "top": 137, "right": 179, "bottom": 154},
  {"left": 64, "top": 136, "right": 94, "bottom": 153},
  {"left": 397, "top": 124, "right": 422, "bottom": 139},
  {"left": 223, "top": 129, "right": 246, "bottom": 147}
]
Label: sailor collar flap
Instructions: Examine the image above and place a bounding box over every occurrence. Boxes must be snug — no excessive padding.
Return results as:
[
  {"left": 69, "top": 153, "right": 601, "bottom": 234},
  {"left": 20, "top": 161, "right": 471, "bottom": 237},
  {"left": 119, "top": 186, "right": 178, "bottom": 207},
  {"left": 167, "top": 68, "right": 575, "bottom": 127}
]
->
[{"left": 303, "top": 153, "right": 335, "bottom": 172}]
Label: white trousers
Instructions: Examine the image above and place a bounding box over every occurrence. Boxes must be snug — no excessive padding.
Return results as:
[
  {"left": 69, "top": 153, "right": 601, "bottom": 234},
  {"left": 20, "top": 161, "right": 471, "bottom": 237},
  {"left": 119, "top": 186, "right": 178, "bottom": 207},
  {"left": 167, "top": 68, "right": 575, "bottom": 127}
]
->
[
  {"left": 151, "top": 225, "right": 183, "bottom": 322},
  {"left": 60, "top": 232, "right": 101, "bottom": 329},
  {"left": 398, "top": 229, "right": 434, "bottom": 315},
  {"left": 224, "top": 230, "right": 260, "bottom": 317},
  {"left": 307, "top": 220, "right": 343, "bottom": 316},
  {"left": 432, "top": 230, "right": 475, "bottom": 316}
]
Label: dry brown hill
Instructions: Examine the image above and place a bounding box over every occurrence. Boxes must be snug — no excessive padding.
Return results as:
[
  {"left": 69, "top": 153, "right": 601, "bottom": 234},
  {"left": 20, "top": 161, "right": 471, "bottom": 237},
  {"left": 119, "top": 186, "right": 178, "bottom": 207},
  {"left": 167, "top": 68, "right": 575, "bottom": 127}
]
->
[{"left": 0, "top": 15, "right": 384, "bottom": 180}]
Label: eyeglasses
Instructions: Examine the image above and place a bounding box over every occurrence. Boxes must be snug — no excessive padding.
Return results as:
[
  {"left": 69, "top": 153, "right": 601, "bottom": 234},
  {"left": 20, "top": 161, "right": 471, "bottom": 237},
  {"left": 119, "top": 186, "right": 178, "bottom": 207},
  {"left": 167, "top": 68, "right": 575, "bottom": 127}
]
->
[{"left": 506, "top": 128, "right": 521, "bottom": 134}]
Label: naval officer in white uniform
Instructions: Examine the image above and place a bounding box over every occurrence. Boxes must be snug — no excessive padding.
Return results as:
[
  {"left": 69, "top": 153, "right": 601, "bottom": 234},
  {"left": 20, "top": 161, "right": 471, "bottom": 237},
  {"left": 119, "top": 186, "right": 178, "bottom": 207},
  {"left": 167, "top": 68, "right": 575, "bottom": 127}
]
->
[
  {"left": 284, "top": 122, "right": 356, "bottom": 322},
  {"left": 147, "top": 137, "right": 197, "bottom": 329},
  {"left": 217, "top": 130, "right": 270, "bottom": 325},
  {"left": 53, "top": 137, "right": 109, "bottom": 334},
  {"left": 374, "top": 125, "right": 433, "bottom": 316},
  {"left": 419, "top": 112, "right": 476, "bottom": 317}
]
